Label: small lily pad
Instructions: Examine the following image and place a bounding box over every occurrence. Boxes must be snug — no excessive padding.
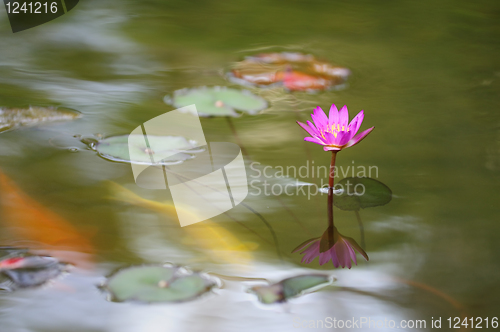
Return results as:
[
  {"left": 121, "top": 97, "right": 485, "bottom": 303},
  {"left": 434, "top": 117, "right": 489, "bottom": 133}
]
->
[
  {"left": 333, "top": 177, "right": 392, "bottom": 211},
  {"left": 96, "top": 135, "right": 203, "bottom": 165},
  {"left": 250, "top": 274, "right": 331, "bottom": 304},
  {"left": 229, "top": 52, "right": 350, "bottom": 92},
  {"left": 0, "top": 106, "right": 81, "bottom": 133},
  {"left": 165, "top": 86, "right": 268, "bottom": 117},
  {"left": 0, "top": 254, "right": 67, "bottom": 290},
  {"left": 104, "top": 265, "right": 216, "bottom": 303}
]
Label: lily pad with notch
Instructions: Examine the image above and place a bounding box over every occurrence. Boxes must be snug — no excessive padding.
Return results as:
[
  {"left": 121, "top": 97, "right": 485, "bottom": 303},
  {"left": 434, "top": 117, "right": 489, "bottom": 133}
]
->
[
  {"left": 333, "top": 177, "right": 392, "bottom": 211},
  {"left": 95, "top": 135, "right": 204, "bottom": 165},
  {"left": 250, "top": 274, "right": 332, "bottom": 304},
  {"left": 103, "top": 265, "right": 216, "bottom": 303},
  {"left": 165, "top": 86, "right": 268, "bottom": 117}
]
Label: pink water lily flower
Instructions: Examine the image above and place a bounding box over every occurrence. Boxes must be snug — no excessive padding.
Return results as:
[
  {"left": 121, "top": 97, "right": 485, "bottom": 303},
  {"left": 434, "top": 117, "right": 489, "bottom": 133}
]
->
[
  {"left": 297, "top": 104, "right": 374, "bottom": 151},
  {"left": 292, "top": 228, "right": 368, "bottom": 268}
]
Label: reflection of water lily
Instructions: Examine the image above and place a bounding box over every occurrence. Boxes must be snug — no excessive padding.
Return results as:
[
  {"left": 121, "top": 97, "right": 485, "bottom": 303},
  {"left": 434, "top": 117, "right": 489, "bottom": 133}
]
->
[
  {"left": 297, "top": 104, "right": 374, "bottom": 151},
  {"left": 293, "top": 228, "right": 368, "bottom": 268}
]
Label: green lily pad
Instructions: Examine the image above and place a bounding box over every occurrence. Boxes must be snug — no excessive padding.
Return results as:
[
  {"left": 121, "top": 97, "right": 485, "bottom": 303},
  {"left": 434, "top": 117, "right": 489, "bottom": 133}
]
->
[
  {"left": 104, "top": 265, "right": 216, "bottom": 303},
  {"left": 333, "top": 177, "right": 392, "bottom": 211},
  {"left": 250, "top": 274, "right": 331, "bottom": 304},
  {"left": 96, "top": 135, "right": 203, "bottom": 165},
  {"left": 165, "top": 86, "right": 268, "bottom": 117},
  {"left": 0, "top": 106, "right": 81, "bottom": 133}
]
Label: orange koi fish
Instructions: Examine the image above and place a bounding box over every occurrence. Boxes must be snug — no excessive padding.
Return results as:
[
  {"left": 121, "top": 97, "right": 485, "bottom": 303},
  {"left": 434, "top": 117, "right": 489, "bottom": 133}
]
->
[
  {"left": 106, "top": 181, "right": 259, "bottom": 267},
  {"left": 0, "top": 170, "right": 94, "bottom": 269}
]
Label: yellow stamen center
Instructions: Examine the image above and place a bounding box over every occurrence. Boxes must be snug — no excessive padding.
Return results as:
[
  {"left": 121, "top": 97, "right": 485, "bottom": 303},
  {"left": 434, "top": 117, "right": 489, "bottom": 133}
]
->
[{"left": 320, "top": 123, "right": 349, "bottom": 140}]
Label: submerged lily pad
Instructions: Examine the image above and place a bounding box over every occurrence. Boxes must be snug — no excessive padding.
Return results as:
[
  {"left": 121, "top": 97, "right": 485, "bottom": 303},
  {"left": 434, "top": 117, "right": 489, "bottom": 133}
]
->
[
  {"left": 95, "top": 135, "right": 204, "bottom": 165},
  {"left": 165, "top": 86, "right": 268, "bottom": 117},
  {"left": 250, "top": 274, "right": 331, "bottom": 304},
  {"left": 229, "top": 52, "right": 350, "bottom": 92},
  {"left": 0, "top": 106, "right": 81, "bottom": 133},
  {"left": 0, "top": 254, "right": 67, "bottom": 290},
  {"left": 333, "top": 177, "right": 392, "bottom": 211},
  {"left": 104, "top": 265, "right": 216, "bottom": 303}
]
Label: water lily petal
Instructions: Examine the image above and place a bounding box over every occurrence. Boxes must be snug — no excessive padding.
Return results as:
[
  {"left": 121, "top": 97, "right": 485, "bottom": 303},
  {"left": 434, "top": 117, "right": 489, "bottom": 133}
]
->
[
  {"left": 346, "top": 117, "right": 360, "bottom": 142},
  {"left": 297, "top": 121, "right": 318, "bottom": 138},
  {"left": 346, "top": 242, "right": 357, "bottom": 267},
  {"left": 338, "top": 105, "right": 349, "bottom": 128},
  {"left": 340, "top": 239, "right": 355, "bottom": 269},
  {"left": 329, "top": 249, "right": 340, "bottom": 268},
  {"left": 344, "top": 127, "right": 374, "bottom": 149},
  {"left": 315, "top": 106, "right": 329, "bottom": 123},
  {"left": 337, "top": 128, "right": 354, "bottom": 146},
  {"left": 318, "top": 250, "right": 331, "bottom": 265},
  {"left": 306, "top": 120, "right": 319, "bottom": 135},
  {"left": 343, "top": 242, "right": 353, "bottom": 268},
  {"left": 312, "top": 106, "right": 328, "bottom": 129},
  {"left": 323, "top": 131, "right": 339, "bottom": 146},
  {"left": 292, "top": 237, "right": 320, "bottom": 253},
  {"left": 301, "top": 241, "right": 320, "bottom": 263},
  {"left": 323, "top": 145, "right": 342, "bottom": 151},
  {"left": 301, "top": 253, "right": 316, "bottom": 264},
  {"left": 304, "top": 136, "right": 325, "bottom": 145},
  {"left": 334, "top": 241, "right": 349, "bottom": 268},
  {"left": 349, "top": 110, "right": 364, "bottom": 136},
  {"left": 343, "top": 236, "right": 369, "bottom": 261},
  {"left": 328, "top": 104, "right": 339, "bottom": 127}
]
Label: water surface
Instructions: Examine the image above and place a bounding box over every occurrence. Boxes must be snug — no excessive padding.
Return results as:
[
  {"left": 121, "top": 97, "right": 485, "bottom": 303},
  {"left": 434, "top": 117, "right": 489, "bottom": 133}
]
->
[{"left": 0, "top": 1, "right": 499, "bottom": 331}]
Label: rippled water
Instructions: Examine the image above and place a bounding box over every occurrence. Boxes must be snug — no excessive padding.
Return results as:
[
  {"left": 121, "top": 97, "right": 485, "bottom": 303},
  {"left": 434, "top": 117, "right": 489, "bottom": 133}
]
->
[{"left": 0, "top": 0, "right": 499, "bottom": 331}]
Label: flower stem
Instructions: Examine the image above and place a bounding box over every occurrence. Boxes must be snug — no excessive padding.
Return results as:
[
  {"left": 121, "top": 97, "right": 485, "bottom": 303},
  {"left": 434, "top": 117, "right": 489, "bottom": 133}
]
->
[{"left": 327, "top": 151, "right": 337, "bottom": 240}]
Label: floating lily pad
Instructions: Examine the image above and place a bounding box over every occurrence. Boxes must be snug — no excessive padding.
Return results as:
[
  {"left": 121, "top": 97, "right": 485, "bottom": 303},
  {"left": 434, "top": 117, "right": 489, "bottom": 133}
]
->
[
  {"left": 333, "top": 177, "right": 392, "bottom": 211},
  {"left": 250, "top": 274, "right": 331, "bottom": 304},
  {"left": 104, "top": 265, "right": 216, "bottom": 303},
  {"left": 229, "top": 52, "right": 350, "bottom": 92},
  {"left": 165, "top": 86, "right": 268, "bottom": 117},
  {"left": 0, "top": 106, "right": 81, "bottom": 133},
  {"left": 0, "top": 254, "right": 67, "bottom": 290},
  {"left": 95, "top": 135, "right": 204, "bottom": 165}
]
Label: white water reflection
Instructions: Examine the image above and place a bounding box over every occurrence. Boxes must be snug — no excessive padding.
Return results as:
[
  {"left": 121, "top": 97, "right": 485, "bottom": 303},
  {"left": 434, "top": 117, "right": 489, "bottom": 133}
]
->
[{"left": 0, "top": 263, "right": 427, "bottom": 332}]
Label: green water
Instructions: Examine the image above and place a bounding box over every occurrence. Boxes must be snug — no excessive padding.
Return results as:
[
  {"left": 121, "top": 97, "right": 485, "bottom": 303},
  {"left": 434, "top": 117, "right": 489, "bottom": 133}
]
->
[{"left": 0, "top": 0, "right": 499, "bottom": 331}]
